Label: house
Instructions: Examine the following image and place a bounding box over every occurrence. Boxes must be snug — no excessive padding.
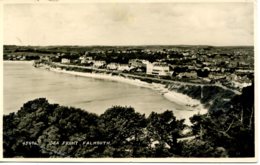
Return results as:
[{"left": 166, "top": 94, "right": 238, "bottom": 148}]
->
[
  {"left": 107, "top": 63, "right": 118, "bottom": 70},
  {"left": 226, "top": 73, "right": 238, "bottom": 81},
  {"left": 182, "top": 52, "right": 190, "bottom": 56},
  {"left": 93, "top": 60, "right": 106, "bottom": 68},
  {"left": 40, "top": 56, "right": 50, "bottom": 62},
  {"left": 21, "top": 56, "right": 26, "bottom": 60},
  {"left": 117, "top": 64, "right": 131, "bottom": 71},
  {"left": 202, "top": 62, "right": 212, "bottom": 66},
  {"left": 80, "top": 56, "right": 93, "bottom": 64},
  {"left": 208, "top": 73, "right": 226, "bottom": 80},
  {"left": 177, "top": 71, "right": 198, "bottom": 79},
  {"left": 61, "top": 58, "right": 71, "bottom": 64},
  {"left": 128, "top": 59, "right": 145, "bottom": 68}
]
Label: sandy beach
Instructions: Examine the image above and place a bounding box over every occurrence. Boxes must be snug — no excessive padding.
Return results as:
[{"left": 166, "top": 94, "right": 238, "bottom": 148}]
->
[
  {"left": 4, "top": 61, "right": 208, "bottom": 125},
  {"left": 48, "top": 66, "right": 208, "bottom": 123},
  {"left": 4, "top": 60, "right": 208, "bottom": 124},
  {"left": 4, "top": 60, "right": 34, "bottom": 64}
]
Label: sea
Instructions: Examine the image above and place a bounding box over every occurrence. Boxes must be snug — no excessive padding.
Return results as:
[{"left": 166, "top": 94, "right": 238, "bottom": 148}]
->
[{"left": 4, "top": 61, "right": 197, "bottom": 122}]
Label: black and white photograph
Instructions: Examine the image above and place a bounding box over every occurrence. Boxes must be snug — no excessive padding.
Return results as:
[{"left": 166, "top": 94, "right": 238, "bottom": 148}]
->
[{"left": 1, "top": 0, "right": 256, "bottom": 162}]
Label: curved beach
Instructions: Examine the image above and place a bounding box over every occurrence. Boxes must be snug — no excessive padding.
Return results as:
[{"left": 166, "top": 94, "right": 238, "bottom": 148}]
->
[
  {"left": 48, "top": 66, "right": 208, "bottom": 121},
  {"left": 4, "top": 61, "right": 208, "bottom": 125}
]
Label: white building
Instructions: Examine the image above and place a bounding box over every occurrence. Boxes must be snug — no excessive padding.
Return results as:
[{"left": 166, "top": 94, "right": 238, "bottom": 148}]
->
[
  {"left": 177, "top": 71, "right": 198, "bottom": 79},
  {"left": 117, "top": 64, "right": 131, "bottom": 71},
  {"left": 146, "top": 62, "right": 170, "bottom": 76},
  {"left": 93, "top": 60, "right": 106, "bottom": 68},
  {"left": 61, "top": 58, "right": 71, "bottom": 64},
  {"left": 107, "top": 63, "right": 118, "bottom": 70},
  {"left": 40, "top": 56, "right": 50, "bottom": 62},
  {"left": 146, "top": 62, "right": 154, "bottom": 75},
  {"left": 182, "top": 52, "right": 190, "bottom": 56},
  {"left": 80, "top": 56, "right": 93, "bottom": 64}
]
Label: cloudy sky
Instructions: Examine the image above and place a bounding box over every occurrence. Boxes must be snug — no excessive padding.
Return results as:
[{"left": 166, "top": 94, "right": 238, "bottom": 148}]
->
[{"left": 4, "top": 2, "right": 254, "bottom": 46}]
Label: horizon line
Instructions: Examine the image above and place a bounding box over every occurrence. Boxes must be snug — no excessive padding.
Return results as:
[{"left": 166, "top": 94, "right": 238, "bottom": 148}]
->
[{"left": 3, "top": 44, "right": 254, "bottom": 47}]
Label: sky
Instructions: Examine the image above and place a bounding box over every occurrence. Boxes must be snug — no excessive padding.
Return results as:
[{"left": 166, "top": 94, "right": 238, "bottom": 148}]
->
[{"left": 3, "top": 2, "right": 254, "bottom": 46}]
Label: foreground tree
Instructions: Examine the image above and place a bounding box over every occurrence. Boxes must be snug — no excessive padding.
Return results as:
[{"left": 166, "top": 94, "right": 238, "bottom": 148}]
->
[
  {"left": 3, "top": 98, "right": 101, "bottom": 157},
  {"left": 146, "top": 110, "right": 186, "bottom": 157},
  {"left": 3, "top": 82, "right": 255, "bottom": 158},
  {"left": 187, "top": 84, "right": 254, "bottom": 157},
  {"left": 98, "top": 106, "right": 148, "bottom": 157}
]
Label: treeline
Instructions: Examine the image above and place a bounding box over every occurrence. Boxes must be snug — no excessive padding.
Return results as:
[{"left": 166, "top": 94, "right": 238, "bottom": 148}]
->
[
  {"left": 4, "top": 45, "right": 183, "bottom": 64},
  {"left": 190, "top": 84, "right": 255, "bottom": 157},
  {"left": 3, "top": 84, "right": 254, "bottom": 158}
]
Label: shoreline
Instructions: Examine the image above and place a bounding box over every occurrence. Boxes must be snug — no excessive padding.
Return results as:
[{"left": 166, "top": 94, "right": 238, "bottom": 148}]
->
[
  {"left": 5, "top": 60, "right": 208, "bottom": 124},
  {"left": 3, "top": 60, "right": 34, "bottom": 64},
  {"left": 48, "top": 66, "right": 208, "bottom": 117}
]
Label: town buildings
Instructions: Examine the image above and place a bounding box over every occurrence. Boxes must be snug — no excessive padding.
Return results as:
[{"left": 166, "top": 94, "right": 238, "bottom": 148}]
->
[{"left": 3, "top": 45, "right": 254, "bottom": 91}]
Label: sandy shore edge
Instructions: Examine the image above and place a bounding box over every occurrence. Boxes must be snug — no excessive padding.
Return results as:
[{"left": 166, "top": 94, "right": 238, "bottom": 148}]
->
[
  {"left": 5, "top": 61, "right": 208, "bottom": 124},
  {"left": 4, "top": 60, "right": 34, "bottom": 64},
  {"left": 49, "top": 67, "right": 208, "bottom": 115}
]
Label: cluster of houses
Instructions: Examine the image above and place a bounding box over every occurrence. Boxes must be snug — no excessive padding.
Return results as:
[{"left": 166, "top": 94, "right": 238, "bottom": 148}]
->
[
  {"left": 61, "top": 56, "right": 172, "bottom": 76},
  {"left": 58, "top": 52, "right": 253, "bottom": 86},
  {"left": 4, "top": 54, "right": 28, "bottom": 61},
  {"left": 5, "top": 45, "right": 253, "bottom": 91}
]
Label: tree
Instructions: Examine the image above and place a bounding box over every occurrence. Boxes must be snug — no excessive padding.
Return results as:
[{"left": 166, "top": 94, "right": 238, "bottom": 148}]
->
[
  {"left": 180, "top": 139, "right": 228, "bottom": 157},
  {"left": 3, "top": 98, "right": 101, "bottom": 157},
  {"left": 98, "top": 106, "right": 147, "bottom": 157},
  {"left": 3, "top": 82, "right": 254, "bottom": 158},
  {"left": 189, "top": 84, "right": 255, "bottom": 157},
  {"left": 146, "top": 110, "right": 185, "bottom": 157}
]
